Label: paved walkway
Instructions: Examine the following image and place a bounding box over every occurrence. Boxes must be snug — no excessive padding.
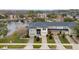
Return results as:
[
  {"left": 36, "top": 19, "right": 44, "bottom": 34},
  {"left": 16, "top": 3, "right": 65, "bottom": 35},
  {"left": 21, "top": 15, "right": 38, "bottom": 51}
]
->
[
  {"left": 66, "top": 35, "right": 79, "bottom": 50},
  {"left": 53, "top": 35, "right": 66, "bottom": 50},
  {"left": 40, "top": 35, "right": 49, "bottom": 50},
  {"left": 73, "top": 36, "right": 79, "bottom": 44},
  {"left": 24, "top": 36, "right": 34, "bottom": 49}
]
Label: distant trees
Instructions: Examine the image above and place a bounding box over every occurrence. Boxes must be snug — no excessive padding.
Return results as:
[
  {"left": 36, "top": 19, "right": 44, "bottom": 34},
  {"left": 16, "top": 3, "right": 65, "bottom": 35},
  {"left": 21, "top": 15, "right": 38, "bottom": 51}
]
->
[
  {"left": 74, "top": 23, "right": 79, "bottom": 37},
  {"left": 64, "top": 18, "right": 75, "bottom": 22},
  {"left": 33, "top": 18, "right": 45, "bottom": 22},
  {"left": 0, "top": 14, "right": 8, "bottom": 19},
  {"left": 19, "top": 15, "right": 25, "bottom": 18},
  {"left": 0, "top": 15, "right": 5, "bottom": 19},
  {"left": 28, "top": 10, "right": 36, "bottom": 18},
  {"left": 0, "top": 21, "right": 8, "bottom": 37},
  {"left": 47, "top": 14, "right": 57, "bottom": 18}
]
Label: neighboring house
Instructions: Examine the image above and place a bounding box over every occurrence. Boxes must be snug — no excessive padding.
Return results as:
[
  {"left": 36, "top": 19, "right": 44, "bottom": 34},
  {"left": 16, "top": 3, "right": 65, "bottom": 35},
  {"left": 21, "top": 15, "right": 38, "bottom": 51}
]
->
[
  {"left": 56, "top": 15, "right": 64, "bottom": 22},
  {"left": 37, "top": 13, "right": 47, "bottom": 18},
  {"left": 66, "top": 15, "right": 73, "bottom": 18},
  {"left": 75, "top": 15, "right": 79, "bottom": 20},
  {"left": 9, "top": 14, "right": 19, "bottom": 20},
  {"left": 29, "top": 22, "right": 76, "bottom": 37}
]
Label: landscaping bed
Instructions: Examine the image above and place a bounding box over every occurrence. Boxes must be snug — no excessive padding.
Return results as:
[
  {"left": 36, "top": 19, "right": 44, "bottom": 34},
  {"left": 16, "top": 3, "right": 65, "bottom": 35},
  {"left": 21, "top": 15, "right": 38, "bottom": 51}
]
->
[
  {"left": 33, "top": 36, "right": 42, "bottom": 48},
  {"left": 47, "top": 34, "right": 56, "bottom": 49},
  {"left": 59, "top": 34, "right": 72, "bottom": 49}
]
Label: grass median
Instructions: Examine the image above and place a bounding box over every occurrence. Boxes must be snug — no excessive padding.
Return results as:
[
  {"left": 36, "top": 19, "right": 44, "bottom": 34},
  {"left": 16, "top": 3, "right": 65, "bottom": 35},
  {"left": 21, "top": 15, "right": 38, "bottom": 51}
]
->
[
  {"left": 59, "top": 34, "right": 72, "bottom": 49},
  {"left": 47, "top": 34, "right": 56, "bottom": 49},
  {"left": 33, "top": 36, "right": 42, "bottom": 48},
  {"left": 7, "top": 45, "right": 26, "bottom": 48}
]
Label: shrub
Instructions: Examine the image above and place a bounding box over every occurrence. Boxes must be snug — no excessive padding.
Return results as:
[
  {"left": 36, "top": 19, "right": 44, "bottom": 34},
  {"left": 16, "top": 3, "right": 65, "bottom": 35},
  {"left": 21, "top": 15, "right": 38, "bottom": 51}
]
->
[
  {"left": 46, "top": 34, "right": 48, "bottom": 37},
  {"left": 70, "top": 35, "right": 73, "bottom": 37},
  {"left": 62, "top": 34, "right": 65, "bottom": 38},
  {"left": 34, "top": 36, "right": 37, "bottom": 38}
]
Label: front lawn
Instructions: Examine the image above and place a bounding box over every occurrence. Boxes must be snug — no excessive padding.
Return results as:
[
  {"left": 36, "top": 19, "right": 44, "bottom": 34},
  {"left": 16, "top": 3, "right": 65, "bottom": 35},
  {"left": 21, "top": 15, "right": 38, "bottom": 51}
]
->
[
  {"left": 47, "top": 34, "right": 56, "bottom": 49},
  {"left": 59, "top": 34, "right": 72, "bottom": 49},
  {"left": 33, "top": 36, "right": 42, "bottom": 48},
  {"left": 0, "top": 32, "right": 29, "bottom": 49},
  {"left": 0, "top": 32, "right": 29, "bottom": 43}
]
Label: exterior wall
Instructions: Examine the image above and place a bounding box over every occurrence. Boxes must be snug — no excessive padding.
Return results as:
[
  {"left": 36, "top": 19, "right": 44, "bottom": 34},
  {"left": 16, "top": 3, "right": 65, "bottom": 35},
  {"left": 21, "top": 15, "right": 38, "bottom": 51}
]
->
[
  {"left": 29, "top": 28, "right": 36, "bottom": 36},
  {"left": 68, "top": 27, "right": 73, "bottom": 35},
  {"left": 41, "top": 28, "right": 48, "bottom": 36},
  {"left": 48, "top": 26, "right": 67, "bottom": 30},
  {"left": 29, "top": 26, "right": 72, "bottom": 36},
  {"left": 29, "top": 27, "right": 48, "bottom": 37},
  {"left": 36, "top": 28, "right": 48, "bottom": 36}
]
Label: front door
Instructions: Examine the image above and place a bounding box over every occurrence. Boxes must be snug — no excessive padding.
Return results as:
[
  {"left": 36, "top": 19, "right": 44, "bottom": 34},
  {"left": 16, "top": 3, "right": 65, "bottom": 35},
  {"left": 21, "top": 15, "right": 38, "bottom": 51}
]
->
[{"left": 37, "top": 29, "right": 41, "bottom": 35}]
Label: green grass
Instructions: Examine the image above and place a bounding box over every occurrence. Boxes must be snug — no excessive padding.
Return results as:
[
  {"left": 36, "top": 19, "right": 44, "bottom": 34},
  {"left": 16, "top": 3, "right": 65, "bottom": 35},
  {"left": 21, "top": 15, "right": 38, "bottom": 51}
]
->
[
  {"left": 0, "top": 32, "right": 29, "bottom": 43},
  {"left": 0, "top": 37, "right": 28, "bottom": 43},
  {"left": 47, "top": 35, "right": 56, "bottom": 49},
  {"left": 0, "top": 45, "right": 4, "bottom": 48},
  {"left": 33, "top": 37, "right": 42, "bottom": 48},
  {"left": 8, "top": 45, "right": 26, "bottom": 48},
  {"left": 0, "top": 32, "right": 29, "bottom": 49},
  {"left": 13, "top": 39, "right": 28, "bottom": 43},
  {"left": 59, "top": 35, "right": 72, "bottom": 49}
]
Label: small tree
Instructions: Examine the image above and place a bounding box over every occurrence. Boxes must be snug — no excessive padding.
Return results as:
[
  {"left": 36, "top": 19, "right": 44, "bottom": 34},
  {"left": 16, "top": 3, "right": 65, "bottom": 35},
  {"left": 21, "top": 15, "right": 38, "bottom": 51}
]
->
[
  {"left": 36, "top": 37, "right": 40, "bottom": 41},
  {"left": 19, "top": 15, "right": 25, "bottom": 18},
  {"left": 62, "top": 33, "right": 65, "bottom": 38},
  {"left": 49, "top": 34, "right": 52, "bottom": 39},
  {"left": 60, "top": 31, "right": 62, "bottom": 34}
]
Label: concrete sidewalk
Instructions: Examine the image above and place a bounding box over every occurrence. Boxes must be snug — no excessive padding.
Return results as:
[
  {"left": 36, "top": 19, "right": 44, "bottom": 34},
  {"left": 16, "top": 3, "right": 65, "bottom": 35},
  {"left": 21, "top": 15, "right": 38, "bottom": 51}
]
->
[
  {"left": 66, "top": 35, "right": 79, "bottom": 50},
  {"left": 24, "top": 36, "right": 34, "bottom": 49},
  {"left": 40, "top": 35, "right": 49, "bottom": 50}
]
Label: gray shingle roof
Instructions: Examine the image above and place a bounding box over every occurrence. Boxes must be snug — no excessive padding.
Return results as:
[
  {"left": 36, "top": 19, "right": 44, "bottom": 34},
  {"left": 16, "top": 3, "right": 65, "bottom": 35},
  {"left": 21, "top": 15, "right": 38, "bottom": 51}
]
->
[{"left": 29, "top": 22, "right": 76, "bottom": 28}]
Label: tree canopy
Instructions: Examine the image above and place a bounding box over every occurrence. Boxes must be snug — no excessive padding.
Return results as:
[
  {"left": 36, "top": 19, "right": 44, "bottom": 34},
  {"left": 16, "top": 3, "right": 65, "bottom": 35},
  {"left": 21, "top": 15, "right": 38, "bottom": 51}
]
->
[
  {"left": 74, "top": 23, "right": 79, "bottom": 37},
  {"left": 64, "top": 18, "right": 75, "bottom": 22}
]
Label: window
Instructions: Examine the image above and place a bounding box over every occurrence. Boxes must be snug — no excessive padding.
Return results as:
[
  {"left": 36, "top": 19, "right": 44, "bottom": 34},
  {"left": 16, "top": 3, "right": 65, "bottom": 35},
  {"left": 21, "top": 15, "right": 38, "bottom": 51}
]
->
[{"left": 37, "top": 29, "right": 41, "bottom": 35}]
